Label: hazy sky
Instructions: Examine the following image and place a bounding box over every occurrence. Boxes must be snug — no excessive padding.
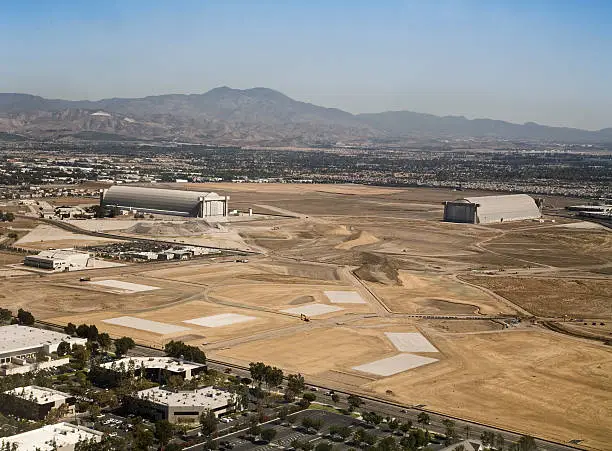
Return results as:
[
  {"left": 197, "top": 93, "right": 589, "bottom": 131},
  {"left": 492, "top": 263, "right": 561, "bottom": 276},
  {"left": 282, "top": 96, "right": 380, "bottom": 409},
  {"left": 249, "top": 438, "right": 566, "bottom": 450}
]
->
[{"left": 1, "top": 0, "right": 611, "bottom": 129}]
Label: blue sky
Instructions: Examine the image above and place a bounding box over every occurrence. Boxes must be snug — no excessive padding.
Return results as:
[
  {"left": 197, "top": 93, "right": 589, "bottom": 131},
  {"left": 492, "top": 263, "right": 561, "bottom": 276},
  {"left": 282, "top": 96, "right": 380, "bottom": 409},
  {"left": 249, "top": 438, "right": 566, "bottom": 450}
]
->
[{"left": 1, "top": 0, "right": 611, "bottom": 129}]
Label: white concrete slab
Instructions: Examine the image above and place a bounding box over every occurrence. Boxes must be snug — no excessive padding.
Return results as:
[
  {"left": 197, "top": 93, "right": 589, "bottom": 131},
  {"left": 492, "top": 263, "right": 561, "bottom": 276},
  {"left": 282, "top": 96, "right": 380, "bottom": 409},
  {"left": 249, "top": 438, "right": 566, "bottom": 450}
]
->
[
  {"left": 324, "top": 290, "right": 367, "bottom": 304},
  {"left": 89, "top": 279, "right": 159, "bottom": 293},
  {"left": 102, "top": 316, "right": 190, "bottom": 335},
  {"left": 385, "top": 332, "right": 439, "bottom": 352},
  {"left": 281, "top": 304, "right": 344, "bottom": 317},
  {"left": 183, "top": 313, "right": 256, "bottom": 328},
  {"left": 352, "top": 353, "right": 438, "bottom": 376}
]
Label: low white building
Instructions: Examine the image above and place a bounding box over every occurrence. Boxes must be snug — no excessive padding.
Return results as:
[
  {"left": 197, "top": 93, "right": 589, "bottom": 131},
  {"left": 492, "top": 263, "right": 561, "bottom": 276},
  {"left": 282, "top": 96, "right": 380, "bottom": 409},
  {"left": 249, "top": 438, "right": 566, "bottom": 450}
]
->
[
  {"left": 23, "top": 248, "right": 91, "bottom": 271},
  {"left": 2, "top": 385, "right": 76, "bottom": 420},
  {"left": 0, "top": 325, "right": 86, "bottom": 375},
  {"left": 132, "top": 386, "right": 235, "bottom": 423},
  {"left": 0, "top": 422, "right": 104, "bottom": 451},
  {"left": 100, "top": 356, "right": 206, "bottom": 382}
]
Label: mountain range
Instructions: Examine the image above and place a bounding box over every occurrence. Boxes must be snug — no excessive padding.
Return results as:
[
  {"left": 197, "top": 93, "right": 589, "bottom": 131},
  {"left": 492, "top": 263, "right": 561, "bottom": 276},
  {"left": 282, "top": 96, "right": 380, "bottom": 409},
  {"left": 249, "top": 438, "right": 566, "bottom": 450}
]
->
[{"left": 1, "top": 87, "right": 610, "bottom": 145}]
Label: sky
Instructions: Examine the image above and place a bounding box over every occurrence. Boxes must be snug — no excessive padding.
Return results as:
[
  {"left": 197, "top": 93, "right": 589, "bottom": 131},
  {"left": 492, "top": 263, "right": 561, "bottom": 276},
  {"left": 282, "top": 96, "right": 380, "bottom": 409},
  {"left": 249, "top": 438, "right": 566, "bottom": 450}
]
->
[{"left": 1, "top": 0, "right": 611, "bottom": 130}]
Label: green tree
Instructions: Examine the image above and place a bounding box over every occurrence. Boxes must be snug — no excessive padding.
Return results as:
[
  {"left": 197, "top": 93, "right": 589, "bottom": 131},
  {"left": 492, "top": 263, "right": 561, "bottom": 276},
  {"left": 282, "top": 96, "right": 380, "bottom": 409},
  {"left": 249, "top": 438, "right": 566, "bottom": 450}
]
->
[
  {"left": 97, "top": 332, "right": 112, "bottom": 351},
  {"left": 249, "top": 362, "right": 267, "bottom": 386},
  {"left": 287, "top": 373, "right": 305, "bottom": 394},
  {"left": 442, "top": 419, "right": 458, "bottom": 446},
  {"left": 71, "top": 344, "right": 90, "bottom": 369},
  {"left": 114, "top": 336, "right": 135, "bottom": 356},
  {"left": 417, "top": 412, "right": 430, "bottom": 425},
  {"left": 375, "top": 436, "right": 401, "bottom": 451},
  {"left": 200, "top": 410, "right": 218, "bottom": 437},
  {"left": 399, "top": 420, "right": 412, "bottom": 433},
  {"left": 264, "top": 366, "right": 284, "bottom": 389},
  {"left": 347, "top": 394, "right": 363, "bottom": 411},
  {"left": 64, "top": 322, "right": 77, "bottom": 336},
  {"left": 76, "top": 324, "right": 90, "bottom": 338},
  {"left": 164, "top": 340, "right": 206, "bottom": 363},
  {"left": 481, "top": 431, "right": 496, "bottom": 448},
  {"left": 260, "top": 428, "right": 277, "bottom": 442},
  {"left": 56, "top": 341, "right": 71, "bottom": 357},
  {"left": 314, "top": 442, "right": 333, "bottom": 451},
  {"left": 496, "top": 433, "right": 506, "bottom": 451},
  {"left": 302, "top": 392, "right": 316, "bottom": 402},
  {"left": 133, "top": 424, "right": 154, "bottom": 451},
  {"left": 0, "top": 308, "right": 12, "bottom": 324},
  {"left": 510, "top": 435, "right": 538, "bottom": 451},
  {"left": 154, "top": 419, "right": 173, "bottom": 446},
  {"left": 362, "top": 411, "right": 382, "bottom": 426},
  {"left": 330, "top": 393, "right": 340, "bottom": 404},
  {"left": 17, "top": 308, "right": 35, "bottom": 325}
]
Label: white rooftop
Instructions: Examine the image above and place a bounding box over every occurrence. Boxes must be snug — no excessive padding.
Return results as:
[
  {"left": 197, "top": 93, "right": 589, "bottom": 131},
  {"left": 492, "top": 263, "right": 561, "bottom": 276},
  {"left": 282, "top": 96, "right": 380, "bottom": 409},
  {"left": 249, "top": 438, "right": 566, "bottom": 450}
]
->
[
  {"left": 5, "top": 385, "right": 71, "bottom": 405},
  {"left": 0, "top": 422, "right": 103, "bottom": 451},
  {"left": 101, "top": 356, "right": 204, "bottom": 373},
  {"left": 0, "top": 325, "right": 85, "bottom": 356},
  {"left": 137, "top": 386, "right": 233, "bottom": 409},
  {"left": 35, "top": 248, "right": 90, "bottom": 259}
]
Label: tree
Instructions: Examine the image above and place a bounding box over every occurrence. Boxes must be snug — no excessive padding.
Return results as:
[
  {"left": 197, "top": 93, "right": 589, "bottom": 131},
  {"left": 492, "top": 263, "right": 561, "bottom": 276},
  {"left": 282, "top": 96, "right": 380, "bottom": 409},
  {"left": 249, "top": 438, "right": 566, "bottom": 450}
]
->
[
  {"left": 17, "top": 308, "right": 34, "bottom": 325},
  {"left": 86, "top": 325, "right": 99, "bottom": 342},
  {"left": 249, "top": 362, "right": 267, "bottom": 386},
  {"left": 375, "top": 436, "right": 401, "bottom": 451},
  {"left": 347, "top": 394, "right": 363, "bottom": 411},
  {"left": 57, "top": 341, "right": 71, "bottom": 357},
  {"left": 509, "top": 435, "right": 538, "bottom": 451},
  {"left": 260, "top": 428, "right": 277, "bottom": 443},
  {"left": 166, "top": 375, "right": 184, "bottom": 390},
  {"left": 388, "top": 418, "right": 400, "bottom": 431},
  {"left": 496, "top": 433, "right": 506, "bottom": 451},
  {"left": 314, "top": 442, "right": 333, "bottom": 451},
  {"left": 133, "top": 424, "right": 154, "bottom": 451},
  {"left": 97, "top": 332, "right": 112, "bottom": 351},
  {"left": 76, "top": 324, "right": 90, "bottom": 338},
  {"left": 481, "top": 431, "right": 496, "bottom": 448},
  {"left": 302, "top": 392, "right": 316, "bottom": 402},
  {"left": 363, "top": 411, "right": 383, "bottom": 426},
  {"left": 287, "top": 373, "right": 305, "bottom": 395},
  {"left": 35, "top": 350, "right": 48, "bottom": 362},
  {"left": 330, "top": 393, "right": 340, "bottom": 404},
  {"left": 0, "top": 308, "right": 12, "bottom": 324},
  {"left": 164, "top": 340, "right": 206, "bottom": 363},
  {"left": 442, "top": 419, "right": 458, "bottom": 446},
  {"left": 399, "top": 420, "right": 412, "bottom": 434},
  {"left": 200, "top": 410, "right": 218, "bottom": 437},
  {"left": 248, "top": 415, "right": 261, "bottom": 436},
  {"left": 64, "top": 323, "right": 77, "bottom": 336},
  {"left": 71, "top": 344, "right": 90, "bottom": 369},
  {"left": 264, "top": 366, "right": 284, "bottom": 389},
  {"left": 417, "top": 412, "right": 430, "bottom": 425},
  {"left": 115, "top": 336, "right": 135, "bottom": 356},
  {"left": 154, "top": 419, "right": 173, "bottom": 446}
]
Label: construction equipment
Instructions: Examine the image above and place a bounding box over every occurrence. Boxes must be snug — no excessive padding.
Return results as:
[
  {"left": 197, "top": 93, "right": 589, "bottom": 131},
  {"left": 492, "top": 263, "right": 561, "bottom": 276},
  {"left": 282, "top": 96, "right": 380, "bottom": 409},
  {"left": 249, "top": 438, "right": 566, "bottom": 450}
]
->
[{"left": 300, "top": 314, "right": 310, "bottom": 322}]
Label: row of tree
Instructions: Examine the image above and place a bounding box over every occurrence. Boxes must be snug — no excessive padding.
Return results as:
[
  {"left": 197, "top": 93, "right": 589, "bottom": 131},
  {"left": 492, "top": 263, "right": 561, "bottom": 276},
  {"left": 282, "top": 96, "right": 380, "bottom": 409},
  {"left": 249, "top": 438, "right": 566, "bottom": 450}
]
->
[
  {"left": 164, "top": 340, "right": 206, "bottom": 363},
  {"left": 64, "top": 322, "right": 135, "bottom": 356}
]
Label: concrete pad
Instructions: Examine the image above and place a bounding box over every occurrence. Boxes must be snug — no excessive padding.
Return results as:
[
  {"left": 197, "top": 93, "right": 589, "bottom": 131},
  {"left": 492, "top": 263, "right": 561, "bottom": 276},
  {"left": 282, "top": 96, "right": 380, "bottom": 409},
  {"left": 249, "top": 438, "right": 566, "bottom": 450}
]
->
[
  {"left": 324, "top": 290, "right": 367, "bottom": 304},
  {"left": 89, "top": 279, "right": 159, "bottom": 293},
  {"left": 183, "top": 313, "right": 256, "bottom": 328},
  {"left": 281, "top": 304, "right": 344, "bottom": 317},
  {"left": 352, "top": 353, "right": 439, "bottom": 376},
  {"left": 385, "top": 332, "right": 439, "bottom": 352},
  {"left": 102, "top": 316, "right": 190, "bottom": 334}
]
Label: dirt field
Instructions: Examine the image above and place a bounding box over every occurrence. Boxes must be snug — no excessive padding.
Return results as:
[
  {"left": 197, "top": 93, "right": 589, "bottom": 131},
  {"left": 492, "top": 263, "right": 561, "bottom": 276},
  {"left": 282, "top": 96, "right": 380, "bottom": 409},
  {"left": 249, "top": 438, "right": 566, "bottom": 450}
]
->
[
  {"left": 366, "top": 329, "right": 612, "bottom": 451},
  {"left": 463, "top": 276, "right": 612, "bottom": 318}
]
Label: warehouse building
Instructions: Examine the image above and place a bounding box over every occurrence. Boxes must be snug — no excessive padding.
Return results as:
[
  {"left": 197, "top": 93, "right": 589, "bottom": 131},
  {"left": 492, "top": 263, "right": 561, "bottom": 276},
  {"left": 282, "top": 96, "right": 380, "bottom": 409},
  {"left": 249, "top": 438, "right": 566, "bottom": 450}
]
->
[
  {"left": 1, "top": 386, "right": 76, "bottom": 420},
  {"left": 23, "top": 248, "right": 91, "bottom": 271},
  {"left": 0, "top": 422, "right": 103, "bottom": 451},
  {"left": 0, "top": 325, "right": 86, "bottom": 375},
  {"left": 129, "top": 386, "right": 235, "bottom": 423},
  {"left": 98, "top": 357, "right": 206, "bottom": 385},
  {"left": 100, "top": 185, "right": 229, "bottom": 218},
  {"left": 443, "top": 194, "right": 542, "bottom": 224}
]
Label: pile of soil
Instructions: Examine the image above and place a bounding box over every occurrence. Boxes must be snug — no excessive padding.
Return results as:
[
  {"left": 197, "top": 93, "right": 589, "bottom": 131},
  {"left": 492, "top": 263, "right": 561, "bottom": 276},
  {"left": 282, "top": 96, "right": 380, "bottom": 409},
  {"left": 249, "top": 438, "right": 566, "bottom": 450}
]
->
[{"left": 126, "top": 221, "right": 221, "bottom": 236}]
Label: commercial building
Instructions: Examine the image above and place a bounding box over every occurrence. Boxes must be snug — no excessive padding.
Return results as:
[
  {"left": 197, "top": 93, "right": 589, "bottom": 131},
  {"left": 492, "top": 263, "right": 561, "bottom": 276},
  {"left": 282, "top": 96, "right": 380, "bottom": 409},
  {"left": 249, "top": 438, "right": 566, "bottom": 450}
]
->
[
  {"left": 0, "top": 422, "right": 103, "bottom": 451},
  {"left": 98, "top": 357, "right": 206, "bottom": 384},
  {"left": 443, "top": 194, "right": 542, "bottom": 224},
  {"left": 100, "top": 185, "right": 229, "bottom": 218},
  {"left": 23, "top": 248, "right": 91, "bottom": 271},
  {"left": 0, "top": 325, "right": 86, "bottom": 375},
  {"left": 130, "top": 386, "right": 235, "bottom": 423},
  {"left": 1, "top": 386, "right": 76, "bottom": 420}
]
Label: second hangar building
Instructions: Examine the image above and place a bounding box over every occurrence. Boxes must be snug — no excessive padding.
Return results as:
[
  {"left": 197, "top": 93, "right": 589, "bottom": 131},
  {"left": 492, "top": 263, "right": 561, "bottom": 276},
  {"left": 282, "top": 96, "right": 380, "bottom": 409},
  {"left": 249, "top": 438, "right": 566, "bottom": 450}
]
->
[
  {"left": 443, "top": 194, "right": 542, "bottom": 224},
  {"left": 101, "top": 185, "right": 229, "bottom": 218}
]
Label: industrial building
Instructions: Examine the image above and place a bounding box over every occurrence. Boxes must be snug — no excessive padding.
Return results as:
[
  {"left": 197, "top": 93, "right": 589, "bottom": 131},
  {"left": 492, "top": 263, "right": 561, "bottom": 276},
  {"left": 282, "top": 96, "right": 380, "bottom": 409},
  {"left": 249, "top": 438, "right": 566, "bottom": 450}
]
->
[
  {"left": 23, "top": 248, "right": 91, "bottom": 271},
  {"left": 100, "top": 185, "right": 229, "bottom": 218},
  {"left": 1, "top": 386, "right": 76, "bottom": 420},
  {"left": 0, "top": 422, "right": 103, "bottom": 451},
  {"left": 129, "top": 386, "right": 235, "bottom": 423},
  {"left": 0, "top": 325, "right": 86, "bottom": 375},
  {"left": 99, "top": 357, "right": 206, "bottom": 384},
  {"left": 443, "top": 194, "right": 542, "bottom": 224}
]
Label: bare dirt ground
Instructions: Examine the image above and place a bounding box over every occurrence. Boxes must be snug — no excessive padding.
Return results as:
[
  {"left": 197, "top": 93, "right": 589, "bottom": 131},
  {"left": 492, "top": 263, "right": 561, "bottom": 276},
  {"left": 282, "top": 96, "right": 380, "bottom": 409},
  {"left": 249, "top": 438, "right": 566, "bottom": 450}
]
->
[{"left": 2, "top": 184, "right": 610, "bottom": 449}]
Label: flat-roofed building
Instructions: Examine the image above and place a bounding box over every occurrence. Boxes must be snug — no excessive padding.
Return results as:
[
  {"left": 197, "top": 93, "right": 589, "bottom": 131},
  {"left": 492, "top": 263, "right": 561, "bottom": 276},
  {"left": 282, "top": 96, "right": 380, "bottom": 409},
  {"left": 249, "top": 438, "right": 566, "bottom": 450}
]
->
[
  {"left": 130, "top": 386, "right": 235, "bottom": 424},
  {"left": 0, "top": 325, "right": 86, "bottom": 375},
  {"left": 97, "top": 357, "right": 206, "bottom": 385},
  {"left": 100, "top": 185, "right": 229, "bottom": 218},
  {"left": 1, "top": 386, "right": 76, "bottom": 420},
  {"left": 0, "top": 422, "right": 103, "bottom": 451},
  {"left": 23, "top": 248, "right": 91, "bottom": 272}
]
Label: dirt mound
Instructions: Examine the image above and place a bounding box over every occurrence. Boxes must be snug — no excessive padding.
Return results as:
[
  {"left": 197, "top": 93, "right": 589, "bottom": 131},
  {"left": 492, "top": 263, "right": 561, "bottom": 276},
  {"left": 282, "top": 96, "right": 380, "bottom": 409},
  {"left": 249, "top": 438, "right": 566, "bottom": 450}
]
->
[
  {"left": 354, "top": 252, "right": 400, "bottom": 285},
  {"left": 289, "top": 295, "right": 316, "bottom": 305},
  {"left": 125, "top": 221, "right": 220, "bottom": 237}
]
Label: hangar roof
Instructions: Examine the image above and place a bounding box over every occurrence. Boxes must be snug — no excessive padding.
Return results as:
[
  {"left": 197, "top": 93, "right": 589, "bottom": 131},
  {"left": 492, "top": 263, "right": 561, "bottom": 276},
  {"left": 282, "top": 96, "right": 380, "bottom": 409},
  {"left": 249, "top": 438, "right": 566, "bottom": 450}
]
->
[
  {"left": 457, "top": 194, "right": 541, "bottom": 223},
  {"left": 102, "top": 185, "right": 225, "bottom": 216}
]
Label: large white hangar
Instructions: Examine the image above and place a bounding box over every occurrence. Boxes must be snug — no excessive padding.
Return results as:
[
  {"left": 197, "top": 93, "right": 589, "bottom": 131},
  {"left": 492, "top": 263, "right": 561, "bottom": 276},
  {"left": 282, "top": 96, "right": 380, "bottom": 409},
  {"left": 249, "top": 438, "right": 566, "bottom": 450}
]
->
[
  {"left": 443, "top": 194, "right": 542, "bottom": 224},
  {"left": 100, "top": 186, "right": 229, "bottom": 218}
]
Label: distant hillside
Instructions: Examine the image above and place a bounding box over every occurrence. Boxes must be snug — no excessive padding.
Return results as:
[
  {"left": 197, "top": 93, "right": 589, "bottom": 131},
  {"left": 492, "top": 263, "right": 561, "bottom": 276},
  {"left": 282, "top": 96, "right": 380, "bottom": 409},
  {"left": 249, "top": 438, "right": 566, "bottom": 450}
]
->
[{"left": 0, "top": 88, "right": 610, "bottom": 144}]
